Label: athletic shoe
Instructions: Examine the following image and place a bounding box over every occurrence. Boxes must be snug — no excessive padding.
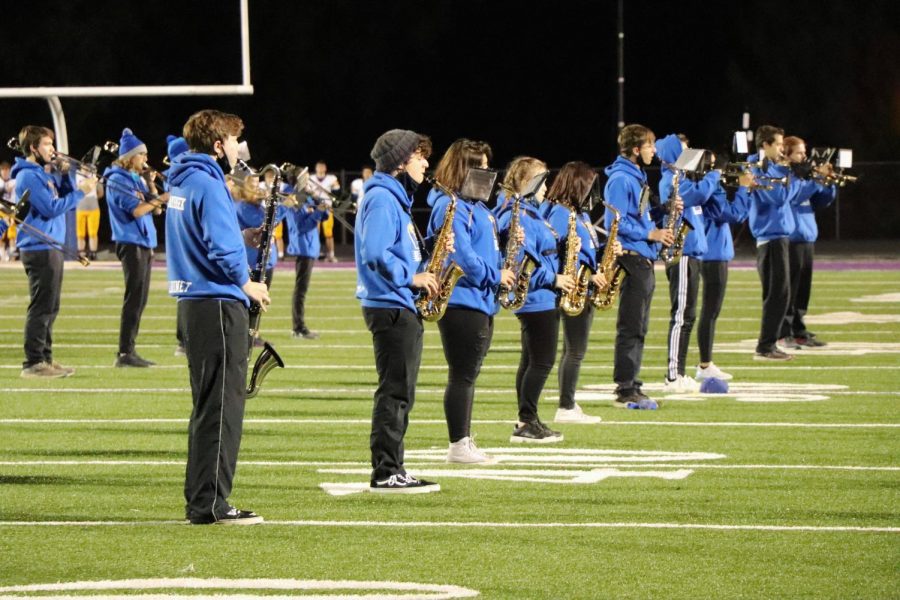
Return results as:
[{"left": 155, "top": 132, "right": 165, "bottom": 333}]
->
[
  {"left": 796, "top": 335, "right": 827, "bottom": 347},
  {"left": 115, "top": 352, "right": 155, "bottom": 368},
  {"left": 510, "top": 420, "right": 563, "bottom": 443},
  {"left": 291, "top": 329, "right": 320, "bottom": 340},
  {"left": 754, "top": 349, "right": 794, "bottom": 361},
  {"left": 326, "top": 255, "right": 339, "bottom": 263},
  {"left": 190, "top": 507, "right": 264, "bottom": 525},
  {"left": 447, "top": 436, "right": 495, "bottom": 464},
  {"left": 20, "top": 362, "right": 70, "bottom": 379},
  {"left": 614, "top": 391, "right": 658, "bottom": 410},
  {"left": 50, "top": 361, "right": 76, "bottom": 377},
  {"left": 370, "top": 473, "right": 440, "bottom": 494},
  {"left": 174, "top": 345, "right": 186, "bottom": 357},
  {"left": 778, "top": 336, "right": 802, "bottom": 350},
  {"left": 554, "top": 403, "right": 602, "bottom": 424},
  {"left": 695, "top": 362, "right": 733, "bottom": 381},
  {"left": 663, "top": 375, "right": 701, "bottom": 393}
]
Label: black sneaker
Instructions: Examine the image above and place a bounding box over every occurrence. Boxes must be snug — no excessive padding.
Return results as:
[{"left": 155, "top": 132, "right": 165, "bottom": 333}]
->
[
  {"left": 291, "top": 329, "right": 320, "bottom": 340},
  {"left": 188, "top": 507, "right": 264, "bottom": 525},
  {"left": 510, "top": 420, "right": 563, "bottom": 443},
  {"left": 796, "top": 335, "right": 827, "bottom": 347},
  {"left": 115, "top": 352, "right": 155, "bottom": 368},
  {"left": 754, "top": 349, "right": 794, "bottom": 361},
  {"left": 370, "top": 473, "right": 440, "bottom": 494},
  {"left": 778, "top": 337, "right": 802, "bottom": 350},
  {"left": 614, "top": 390, "right": 659, "bottom": 410}
]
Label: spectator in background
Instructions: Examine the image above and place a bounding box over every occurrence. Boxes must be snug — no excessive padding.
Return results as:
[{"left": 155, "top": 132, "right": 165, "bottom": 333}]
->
[
  {"left": 1, "top": 161, "right": 17, "bottom": 262},
  {"left": 350, "top": 165, "right": 374, "bottom": 207},
  {"left": 75, "top": 178, "right": 104, "bottom": 262},
  {"left": 307, "top": 160, "right": 340, "bottom": 262}
]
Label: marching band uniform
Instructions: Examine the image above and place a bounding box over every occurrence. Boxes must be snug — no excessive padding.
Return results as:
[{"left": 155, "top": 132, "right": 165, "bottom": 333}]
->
[{"left": 286, "top": 193, "right": 329, "bottom": 339}]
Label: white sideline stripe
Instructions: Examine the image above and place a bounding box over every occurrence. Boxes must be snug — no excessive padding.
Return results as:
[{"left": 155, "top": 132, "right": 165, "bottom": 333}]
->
[
  {"left": 0, "top": 519, "right": 894, "bottom": 533},
  {"left": 1, "top": 418, "right": 898, "bottom": 428}
]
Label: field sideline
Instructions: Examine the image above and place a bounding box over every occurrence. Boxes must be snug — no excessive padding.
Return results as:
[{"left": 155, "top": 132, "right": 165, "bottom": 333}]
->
[{"left": 0, "top": 261, "right": 897, "bottom": 599}]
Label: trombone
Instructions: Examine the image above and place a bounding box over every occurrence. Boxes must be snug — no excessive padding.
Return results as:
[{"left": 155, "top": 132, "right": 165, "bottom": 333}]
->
[{"left": 0, "top": 191, "right": 90, "bottom": 266}]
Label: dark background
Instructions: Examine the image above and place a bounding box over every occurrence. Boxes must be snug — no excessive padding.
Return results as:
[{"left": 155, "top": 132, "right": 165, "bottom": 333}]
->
[{"left": 2, "top": 0, "right": 899, "bottom": 240}]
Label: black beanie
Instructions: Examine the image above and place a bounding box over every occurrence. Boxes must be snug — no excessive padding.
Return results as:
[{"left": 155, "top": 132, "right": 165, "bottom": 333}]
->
[{"left": 370, "top": 129, "right": 420, "bottom": 173}]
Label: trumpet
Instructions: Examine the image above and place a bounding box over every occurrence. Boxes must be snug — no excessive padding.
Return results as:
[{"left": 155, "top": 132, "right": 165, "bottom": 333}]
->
[{"left": 719, "top": 162, "right": 788, "bottom": 191}]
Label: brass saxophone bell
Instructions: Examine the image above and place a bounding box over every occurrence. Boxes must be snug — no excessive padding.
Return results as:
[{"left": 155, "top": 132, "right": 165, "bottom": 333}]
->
[{"left": 246, "top": 340, "right": 284, "bottom": 399}]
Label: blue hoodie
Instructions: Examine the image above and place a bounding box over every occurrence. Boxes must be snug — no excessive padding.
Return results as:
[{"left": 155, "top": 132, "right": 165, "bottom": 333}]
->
[
  {"left": 787, "top": 177, "right": 836, "bottom": 242},
  {"left": 286, "top": 194, "right": 329, "bottom": 258},
  {"left": 496, "top": 196, "right": 560, "bottom": 313},
  {"left": 355, "top": 172, "right": 423, "bottom": 311},
  {"left": 10, "top": 158, "right": 83, "bottom": 251},
  {"left": 655, "top": 134, "right": 722, "bottom": 258},
  {"left": 543, "top": 202, "right": 599, "bottom": 271},
  {"left": 165, "top": 153, "right": 249, "bottom": 306},
  {"left": 700, "top": 186, "right": 750, "bottom": 262},
  {"left": 104, "top": 165, "right": 157, "bottom": 248},
  {"left": 746, "top": 152, "right": 794, "bottom": 242},
  {"left": 235, "top": 200, "right": 290, "bottom": 270},
  {"left": 603, "top": 156, "right": 657, "bottom": 260},
  {"left": 426, "top": 189, "right": 503, "bottom": 315}
]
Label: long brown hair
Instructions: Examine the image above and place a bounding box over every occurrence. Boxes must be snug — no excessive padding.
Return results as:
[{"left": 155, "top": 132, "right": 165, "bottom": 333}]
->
[
  {"left": 546, "top": 161, "right": 596, "bottom": 209},
  {"left": 502, "top": 156, "right": 547, "bottom": 196},
  {"left": 433, "top": 138, "right": 493, "bottom": 192}
]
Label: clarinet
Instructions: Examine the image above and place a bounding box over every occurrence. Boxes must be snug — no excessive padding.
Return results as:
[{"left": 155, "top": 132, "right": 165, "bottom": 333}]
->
[{"left": 246, "top": 164, "right": 285, "bottom": 399}]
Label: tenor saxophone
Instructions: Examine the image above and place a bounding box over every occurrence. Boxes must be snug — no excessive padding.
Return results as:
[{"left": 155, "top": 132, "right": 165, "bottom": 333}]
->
[
  {"left": 498, "top": 192, "right": 537, "bottom": 310},
  {"left": 559, "top": 207, "right": 591, "bottom": 317},
  {"left": 415, "top": 178, "right": 465, "bottom": 322},
  {"left": 658, "top": 170, "right": 690, "bottom": 267},
  {"left": 591, "top": 202, "right": 626, "bottom": 310}
]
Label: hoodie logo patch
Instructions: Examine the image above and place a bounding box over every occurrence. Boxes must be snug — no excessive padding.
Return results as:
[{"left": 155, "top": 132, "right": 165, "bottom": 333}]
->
[
  {"left": 168, "top": 195, "right": 186, "bottom": 211},
  {"left": 407, "top": 223, "right": 421, "bottom": 262}
]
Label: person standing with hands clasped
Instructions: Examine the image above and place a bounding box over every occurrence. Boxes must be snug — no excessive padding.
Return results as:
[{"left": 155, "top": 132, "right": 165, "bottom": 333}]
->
[
  {"left": 355, "top": 129, "right": 442, "bottom": 493},
  {"left": 166, "top": 109, "right": 271, "bottom": 524}
]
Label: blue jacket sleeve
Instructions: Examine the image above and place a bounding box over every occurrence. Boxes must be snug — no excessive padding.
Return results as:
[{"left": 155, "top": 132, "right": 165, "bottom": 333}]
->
[
  {"left": 359, "top": 197, "right": 414, "bottom": 288},
  {"left": 20, "top": 171, "right": 83, "bottom": 218},
  {"left": 199, "top": 184, "right": 250, "bottom": 288},
  {"left": 706, "top": 187, "right": 749, "bottom": 224},
  {"left": 678, "top": 170, "right": 721, "bottom": 207},
  {"left": 108, "top": 174, "right": 141, "bottom": 216},
  {"left": 810, "top": 183, "right": 837, "bottom": 209},
  {"left": 605, "top": 178, "right": 645, "bottom": 243}
]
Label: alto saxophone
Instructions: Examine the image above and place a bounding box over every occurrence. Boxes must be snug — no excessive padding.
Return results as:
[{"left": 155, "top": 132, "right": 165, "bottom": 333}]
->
[
  {"left": 415, "top": 177, "right": 465, "bottom": 322},
  {"left": 559, "top": 206, "right": 591, "bottom": 317},
  {"left": 658, "top": 170, "right": 690, "bottom": 267},
  {"left": 591, "top": 202, "right": 626, "bottom": 310},
  {"left": 498, "top": 191, "right": 537, "bottom": 310}
]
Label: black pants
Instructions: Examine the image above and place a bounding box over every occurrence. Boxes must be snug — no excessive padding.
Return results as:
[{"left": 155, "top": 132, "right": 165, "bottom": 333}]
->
[
  {"left": 515, "top": 309, "right": 559, "bottom": 423},
  {"left": 782, "top": 241, "right": 814, "bottom": 338},
  {"left": 438, "top": 308, "right": 494, "bottom": 442},
  {"left": 364, "top": 307, "right": 423, "bottom": 482},
  {"left": 21, "top": 249, "right": 64, "bottom": 368},
  {"left": 180, "top": 299, "right": 250, "bottom": 523},
  {"left": 292, "top": 256, "right": 314, "bottom": 333},
  {"left": 698, "top": 260, "right": 729, "bottom": 364},
  {"left": 613, "top": 254, "right": 655, "bottom": 392},
  {"left": 115, "top": 243, "right": 153, "bottom": 355},
  {"left": 665, "top": 256, "right": 700, "bottom": 380},
  {"left": 755, "top": 237, "right": 790, "bottom": 353},
  {"left": 558, "top": 304, "right": 594, "bottom": 409}
]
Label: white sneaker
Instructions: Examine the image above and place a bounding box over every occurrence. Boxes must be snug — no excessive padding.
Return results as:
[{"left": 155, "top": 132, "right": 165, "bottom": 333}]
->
[
  {"left": 663, "top": 375, "right": 701, "bottom": 393},
  {"left": 695, "top": 362, "right": 733, "bottom": 381},
  {"left": 447, "top": 436, "right": 495, "bottom": 464},
  {"left": 554, "top": 403, "right": 602, "bottom": 424}
]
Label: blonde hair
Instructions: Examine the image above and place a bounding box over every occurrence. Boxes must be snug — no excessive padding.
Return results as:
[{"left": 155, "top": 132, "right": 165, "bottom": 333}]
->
[{"left": 502, "top": 156, "right": 547, "bottom": 195}]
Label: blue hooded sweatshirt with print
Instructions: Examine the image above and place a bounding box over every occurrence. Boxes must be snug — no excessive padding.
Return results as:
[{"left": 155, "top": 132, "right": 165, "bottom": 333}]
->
[
  {"left": 700, "top": 186, "right": 750, "bottom": 262},
  {"left": 787, "top": 177, "right": 836, "bottom": 242},
  {"left": 165, "top": 153, "right": 250, "bottom": 306},
  {"left": 286, "top": 191, "right": 329, "bottom": 258},
  {"left": 11, "top": 158, "right": 83, "bottom": 251},
  {"left": 104, "top": 165, "right": 157, "bottom": 248},
  {"left": 355, "top": 172, "right": 423, "bottom": 312},
  {"left": 426, "top": 188, "right": 503, "bottom": 316},
  {"left": 603, "top": 156, "right": 657, "bottom": 260},
  {"left": 543, "top": 202, "right": 599, "bottom": 272},
  {"left": 746, "top": 152, "right": 794, "bottom": 242},
  {"left": 235, "top": 200, "right": 290, "bottom": 270}
]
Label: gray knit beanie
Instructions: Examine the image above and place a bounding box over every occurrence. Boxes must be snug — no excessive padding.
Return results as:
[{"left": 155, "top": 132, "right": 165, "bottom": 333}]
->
[{"left": 370, "top": 129, "right": 421, "bottom": 173}]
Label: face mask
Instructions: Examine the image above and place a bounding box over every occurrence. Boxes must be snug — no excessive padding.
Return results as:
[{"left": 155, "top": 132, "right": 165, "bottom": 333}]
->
[
  {"left": 396, "top": 170, "right": 419, "bottom": 195},
  {"left": 216, "top": 150, "right": 232, "bottom": 174}
]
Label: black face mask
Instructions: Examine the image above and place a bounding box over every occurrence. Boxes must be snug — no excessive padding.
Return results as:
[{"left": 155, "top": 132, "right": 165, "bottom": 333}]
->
[
  {"left": 216, "top": 151, "right": 232, "bottom": 174},
  {"left": 791, "top": 161, "right": 813, "bottom": 179},
  {"left": 396, "top": 170, "right": 419, "bottom": 195},
  {"left": 32, "top": 147, "right": 49, "bottom": 167}
]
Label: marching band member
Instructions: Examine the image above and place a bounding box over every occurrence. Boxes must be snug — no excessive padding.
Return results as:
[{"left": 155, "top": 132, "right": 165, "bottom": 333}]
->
[
  {"left": 604, "top": 124, "right": 674, "bottom": 409},
  {"left": 779, "top": 135, "right": 837, "bottom": 348},
  {"left": 105, "top": 128, "right": 168, "bottom": 368},
  {"left": 426, "top": 139, "right": 512, "bottom": 463},
  {"left": 356, "top": 128, "right": 440, "bottom": 493},
  {"left": 496, "top": 157, "right": 575, "bottom": 442},
  {"left": 165, "top": 135, "right": 191, "bottom": 358},
  {"left": 747, "top": 125, "right": 795, "bottom": 361},
  {"left": 166, "top": 109, "right": 270, "bottom": 524},
  {"left": 13, "top": 125, "right": 97, "bottom": 379},
  {"left": 288, "top": 169, "right": 330, "bottom": 340},
  {"left": 543, "top": 161, "right": 606, "bottom": 424}
]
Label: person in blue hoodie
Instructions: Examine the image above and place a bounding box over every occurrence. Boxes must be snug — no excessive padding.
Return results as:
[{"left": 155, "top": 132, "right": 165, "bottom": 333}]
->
[
  {"left": 356, "top": 128, "right": 440, "bottom": 493},
  {"left": 695, "top": 174, "right": 753, "bottom": 382},
  {"left": 426, "top": 139, "right": 514, "bottom": 463},
  {"left": 496, "top": 157, "right": 576, "bottom": 442},
  {"left": 166, "top": 109, "right": 271, "bottom": 524},
  {"left": 604, "top": 124, "right": 676, "bottom": 409},
  {"left": 105, "top": 128, "right": 168, "bottom": 368},
  {"left": 164, "top": 134, "right": 192, "bottom": 358},
  {"left": 747, "top": 125, "right": 795, "bottom": 361},
  {"left": 655, "top": 134, "right": 723, "bottom": 393},
  {"left": 779, "top": 135, "right": 837, "bottom": 348},
  {"left": 543, "top": 161, "right": 609, "bottom": 425},
  {"left": 286, "top": 171, "right": 330, "bottom": 340},
  {"left": 13, "top": 125, "right": 97, "bottom": 379}
]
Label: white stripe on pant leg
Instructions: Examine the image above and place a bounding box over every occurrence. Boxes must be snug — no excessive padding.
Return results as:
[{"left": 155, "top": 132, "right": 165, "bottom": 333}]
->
[
  {"left": 668, "top": 258, "right": 689, "bottom": 381},
  {"left": 211, "top": 301, "right": 227, "bottom": 520}
]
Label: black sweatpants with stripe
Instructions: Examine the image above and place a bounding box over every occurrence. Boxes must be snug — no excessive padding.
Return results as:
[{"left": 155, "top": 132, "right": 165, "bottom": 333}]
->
[
  {"left": 665, "top": 256, "right": 700, "bottom": 380},
  {"left": 180, "top": 299, "right": 250, "bottom": 523},
  {"left": 755, "top": 237, "right": 791, "bottom": 353}
]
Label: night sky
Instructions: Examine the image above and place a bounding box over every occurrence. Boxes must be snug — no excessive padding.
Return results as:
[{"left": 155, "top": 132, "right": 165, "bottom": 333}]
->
[{"left": 2, "top": 1, "right": 899, "bottom": 237}]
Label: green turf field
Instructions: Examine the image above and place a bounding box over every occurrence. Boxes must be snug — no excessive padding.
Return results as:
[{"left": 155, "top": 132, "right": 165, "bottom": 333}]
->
[{"left": 0, "top": 263, "right": 897, "bottom": 599}]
